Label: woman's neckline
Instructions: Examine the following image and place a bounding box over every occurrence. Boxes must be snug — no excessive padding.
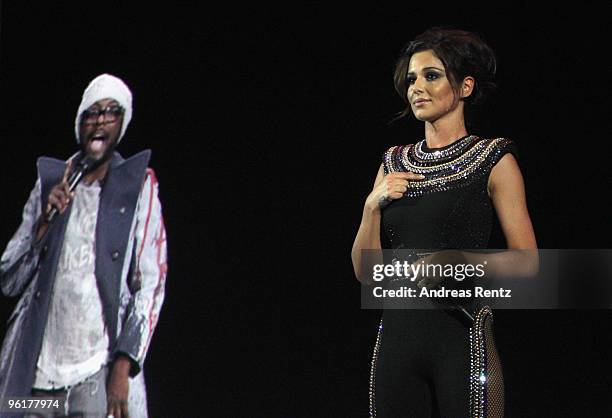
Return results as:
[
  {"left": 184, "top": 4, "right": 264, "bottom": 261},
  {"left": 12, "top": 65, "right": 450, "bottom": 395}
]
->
[{"left": 421, "top": 134, "right": 474, "bottom": 153}]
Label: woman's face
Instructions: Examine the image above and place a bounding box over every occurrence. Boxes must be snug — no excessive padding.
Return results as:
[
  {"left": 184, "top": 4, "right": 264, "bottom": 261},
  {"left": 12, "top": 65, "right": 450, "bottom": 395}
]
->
[{"left": 406, "top": 50, "right": 463, "bottom": 123}]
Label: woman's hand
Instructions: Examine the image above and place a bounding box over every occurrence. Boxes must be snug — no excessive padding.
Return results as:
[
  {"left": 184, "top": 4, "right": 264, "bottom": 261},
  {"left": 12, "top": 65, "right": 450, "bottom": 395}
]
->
[
  {"left": 352, "top": 165, "right": 424, "bottom": 282},
  {"left": 413, "top": 250, "right": 468, "bottom": 290},
  {"left": 365, "top": 171, "right": 425, "bottom": 212}
]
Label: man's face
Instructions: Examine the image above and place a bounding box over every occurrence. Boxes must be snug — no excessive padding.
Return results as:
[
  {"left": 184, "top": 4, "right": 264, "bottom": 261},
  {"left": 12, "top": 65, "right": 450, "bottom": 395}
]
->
[{"left": 78, "top": 98, "right": 124, "bottom": 161}]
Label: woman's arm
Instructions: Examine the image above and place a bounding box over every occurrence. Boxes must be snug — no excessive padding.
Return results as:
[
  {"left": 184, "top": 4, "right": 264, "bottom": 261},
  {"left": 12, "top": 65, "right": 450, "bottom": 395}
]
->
[
  {"left": 416, "top": 153, "right": 539, "bottom": 289},
  {"left": 483, "top": 152, "right": 539, "bottom": 278},
  {"left": 351, "top": 164, "right": 424, "bottom": 282},
  {"left": 351, "top": 165, "right": 384, "bottom": 283},
  {"left": 488, "top": 153, "right": 537, "bottom": 249}
]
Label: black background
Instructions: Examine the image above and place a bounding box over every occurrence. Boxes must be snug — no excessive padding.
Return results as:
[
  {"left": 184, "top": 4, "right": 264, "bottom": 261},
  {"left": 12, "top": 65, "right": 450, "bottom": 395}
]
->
[{"left": 1, "top": 4, "right": 611, "bottom": 417}]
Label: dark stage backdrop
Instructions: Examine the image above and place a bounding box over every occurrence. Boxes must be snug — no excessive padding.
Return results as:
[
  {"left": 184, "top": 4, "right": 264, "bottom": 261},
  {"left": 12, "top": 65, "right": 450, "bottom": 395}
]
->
[{"left": 0, "top": 4, "right": 610, "bottom": 417}]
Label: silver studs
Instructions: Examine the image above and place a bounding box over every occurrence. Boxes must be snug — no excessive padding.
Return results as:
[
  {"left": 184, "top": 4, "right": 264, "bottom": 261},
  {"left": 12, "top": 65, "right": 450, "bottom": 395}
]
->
[
  {"left": 413, "top": 135, "right": 476, "bottom": 161},
  {"left": 469, "top": 306, "right": 493, "bottom": 417},
  {"left": 383, "top": 138, "right": 514, "bottom": 199},
  {"left": 369, "top": 319, "right": 383, "bottom": 417}
]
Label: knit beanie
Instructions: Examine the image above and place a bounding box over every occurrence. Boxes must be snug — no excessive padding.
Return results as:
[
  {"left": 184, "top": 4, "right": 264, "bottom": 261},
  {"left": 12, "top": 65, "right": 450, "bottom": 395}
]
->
[{"left": 74, "top": 74, "right": 133, "bottom": 143}]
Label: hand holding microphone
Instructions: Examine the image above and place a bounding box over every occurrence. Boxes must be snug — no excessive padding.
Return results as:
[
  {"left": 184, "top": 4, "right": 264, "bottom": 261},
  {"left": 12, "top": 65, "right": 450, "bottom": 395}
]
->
[
  {"left": 35, "top": 154, "right": 101, "bottom": 242},
  {"left": 44, "top": 160, "right": 75, "bottom": 223},
  {"left": 45, "top": 155, "right": 98, "bottom": 223}
]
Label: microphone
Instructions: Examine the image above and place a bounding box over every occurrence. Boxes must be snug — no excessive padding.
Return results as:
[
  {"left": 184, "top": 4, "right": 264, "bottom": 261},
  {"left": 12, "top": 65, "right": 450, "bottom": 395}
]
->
[{"left": 45, "top": 154, "right": 100, "bottom": 223}]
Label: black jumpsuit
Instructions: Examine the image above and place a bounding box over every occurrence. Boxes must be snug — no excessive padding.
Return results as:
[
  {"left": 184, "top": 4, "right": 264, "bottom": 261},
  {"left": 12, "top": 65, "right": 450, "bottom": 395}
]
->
[{"left": 370, "top": 135, "right": 515, "bottom": 417}]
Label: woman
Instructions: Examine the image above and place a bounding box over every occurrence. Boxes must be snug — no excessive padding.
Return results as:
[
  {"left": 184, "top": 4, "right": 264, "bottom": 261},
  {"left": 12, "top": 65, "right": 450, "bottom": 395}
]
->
[{"left": 351, "top": 28, "right": 537, "bottom": 417}]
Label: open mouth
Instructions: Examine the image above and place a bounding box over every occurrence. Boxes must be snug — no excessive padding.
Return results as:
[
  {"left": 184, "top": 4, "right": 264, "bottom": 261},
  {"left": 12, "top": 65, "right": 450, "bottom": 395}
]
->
[{"left": 88, "top": 132, "right": 107, "bottom": 153}]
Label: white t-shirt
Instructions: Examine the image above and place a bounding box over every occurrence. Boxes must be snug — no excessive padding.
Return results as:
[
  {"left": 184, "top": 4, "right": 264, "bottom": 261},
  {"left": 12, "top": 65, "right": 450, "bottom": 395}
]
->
[{"left": 34, "top": 180, "right": 109, "bottom": 389}]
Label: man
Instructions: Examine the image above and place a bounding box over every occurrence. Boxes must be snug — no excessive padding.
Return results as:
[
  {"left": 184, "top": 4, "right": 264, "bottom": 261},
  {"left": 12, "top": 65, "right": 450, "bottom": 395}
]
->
[{"left": 0, "top": 74, "right": 167, "bottom": 418}]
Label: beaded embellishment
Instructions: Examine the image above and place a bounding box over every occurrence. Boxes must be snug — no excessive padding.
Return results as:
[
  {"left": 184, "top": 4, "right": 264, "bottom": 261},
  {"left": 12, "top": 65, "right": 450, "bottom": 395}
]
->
[
  {"left": 469, "top": 306, "right": 492, "bottom": 417},
  {"left": 369, "top": 319, "right": 383, "bottom": 418},
  {"left": 382, "top": 136, "right": 515, "bottom": 198},
  {"left": 369, "top": 311, "right": 496, "bottom": 417},
  {"left": 413, "top": 135, "right": 475, "bottom": 161}
]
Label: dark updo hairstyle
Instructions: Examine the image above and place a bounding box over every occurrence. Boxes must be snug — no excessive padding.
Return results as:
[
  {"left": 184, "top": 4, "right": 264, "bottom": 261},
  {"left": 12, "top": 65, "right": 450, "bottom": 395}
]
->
[{"left": 393, "top": 27, "right": 497, "bottom": 119}]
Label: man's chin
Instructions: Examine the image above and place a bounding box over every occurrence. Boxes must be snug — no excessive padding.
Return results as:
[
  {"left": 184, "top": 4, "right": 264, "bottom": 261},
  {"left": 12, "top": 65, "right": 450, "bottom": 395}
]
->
[
  {"left": 82, "top": 144, "right": 115, "bottom": 163},
  {"left": 85, "top": 150, "right": 106, "bottom": 161}
]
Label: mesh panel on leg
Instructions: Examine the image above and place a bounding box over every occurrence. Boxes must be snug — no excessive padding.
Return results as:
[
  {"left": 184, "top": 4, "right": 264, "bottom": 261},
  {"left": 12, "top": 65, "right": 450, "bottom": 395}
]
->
[
  {"left": 469, "top": 306, "right": 505, "bottom": 418},
  {"left": 484, "top": 313, "right": 504, "bottom": 418}
]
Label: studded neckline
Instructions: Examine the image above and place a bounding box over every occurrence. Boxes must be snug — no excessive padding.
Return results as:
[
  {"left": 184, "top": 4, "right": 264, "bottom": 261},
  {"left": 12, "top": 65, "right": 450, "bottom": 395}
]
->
[
  {"left": 420, "top": 134, "right": 474, "bottom": 153},
  {"left": 382, "top": 137, "right": 515, "bottom": 198}
]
